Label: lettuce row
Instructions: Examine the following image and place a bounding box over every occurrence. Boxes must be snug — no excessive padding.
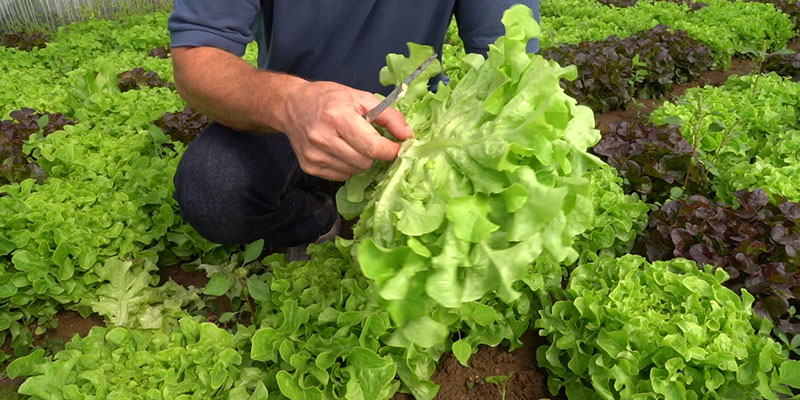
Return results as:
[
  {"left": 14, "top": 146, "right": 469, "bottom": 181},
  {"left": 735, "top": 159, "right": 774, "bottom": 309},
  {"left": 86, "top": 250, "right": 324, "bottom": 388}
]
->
[
  {"left": 634, "top": 189, "right": 800, "bottom": 338},
  {"left": 543, "top": 25, "right": 715, "bottom": 112},
  {"left": 0, "top": 118, "right": 214, "bottom": 357},
  {"left": 247, "top": 243, "right": 406, "bottom": 400},
  {"left": 246, "top": 242, "right": 443, "bottom": 400},
  {"left": 7, "top": 241, "right": 441, "bottom": 400},
  {"left": 0, "top": 14, "right": 219, "bottom": 360},
  {"left": 650, "top": 74, "right": 800, "bottom": 204},
  {"left": 536, "top": 255, "right": 789, "bottom": 399},
  {"left": 7, "top": 316, "right": 268, "bottom": 399},
  {"left": 338, "top": 4, "right": 601, "bottom": 348},
  {"left": 541, "top": 0, "right": 793, "bottom": 69},
  {"left": 246, "top": 241, "right": 548, "bottom": 399},
  {"left": 591, "top": 121, "right": 711, "bottom": 204}
]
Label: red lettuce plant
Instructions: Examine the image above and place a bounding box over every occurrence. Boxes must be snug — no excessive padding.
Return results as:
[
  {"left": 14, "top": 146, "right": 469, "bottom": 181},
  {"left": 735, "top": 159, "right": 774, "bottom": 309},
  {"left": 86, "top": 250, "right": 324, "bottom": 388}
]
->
[
  {"left": 762, "top": 51, "right": 800, "bottom": 82},
  {"left": 634, "top": 189, "right": 800, "bottom": 334},
  {"left": 0, "top": 108, "right": 76, "bottom": 184},
  {"left": 154, "top": 105, "right": 211, "bottom": 144},
  {"left": 116, "top": 68, "right": 174, "bottom": 92},
  {"left": 147, "top": 46, "right": 170, "bottom": 59},
  {"left": 0, "top": 31, "right": 48, "bottom": 51},
  {"left": 543, "top": 25, "right": 713, "bottom": 111},
  {"left": 591, "top": 121, "right": 710, "bottom": 203}
]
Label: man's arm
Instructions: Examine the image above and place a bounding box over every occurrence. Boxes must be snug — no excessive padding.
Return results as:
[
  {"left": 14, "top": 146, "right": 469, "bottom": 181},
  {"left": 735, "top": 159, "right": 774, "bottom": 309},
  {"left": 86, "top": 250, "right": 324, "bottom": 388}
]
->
[{"left": 172, "top": 46, "right": 414, "bottom": 181}]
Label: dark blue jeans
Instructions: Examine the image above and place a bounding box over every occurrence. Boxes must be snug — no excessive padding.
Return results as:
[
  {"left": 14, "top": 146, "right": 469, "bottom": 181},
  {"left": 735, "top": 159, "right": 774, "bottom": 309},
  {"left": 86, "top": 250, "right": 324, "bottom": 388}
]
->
[{"left": 173, "top": 122, "right": 338, "bottom": 247}]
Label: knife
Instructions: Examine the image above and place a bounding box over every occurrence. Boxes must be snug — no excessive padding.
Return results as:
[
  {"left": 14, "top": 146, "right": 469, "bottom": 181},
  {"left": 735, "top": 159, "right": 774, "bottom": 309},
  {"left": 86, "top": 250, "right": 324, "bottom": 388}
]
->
[{"left": 363, "top": 53, "right": 438, "bottom": 123}]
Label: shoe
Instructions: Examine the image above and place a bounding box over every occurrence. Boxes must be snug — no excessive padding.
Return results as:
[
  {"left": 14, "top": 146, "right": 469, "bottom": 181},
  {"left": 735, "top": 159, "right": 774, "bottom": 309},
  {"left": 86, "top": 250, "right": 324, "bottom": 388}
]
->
[{"left": 285, "top": 214, "right": 342, "bottom": 262}]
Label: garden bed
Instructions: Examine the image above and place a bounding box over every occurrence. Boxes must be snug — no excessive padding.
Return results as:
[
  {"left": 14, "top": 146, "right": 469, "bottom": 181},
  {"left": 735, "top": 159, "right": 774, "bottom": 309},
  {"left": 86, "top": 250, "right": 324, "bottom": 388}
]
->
[{"left": 3, "top": 2, "right": 800, "bottom": 399}]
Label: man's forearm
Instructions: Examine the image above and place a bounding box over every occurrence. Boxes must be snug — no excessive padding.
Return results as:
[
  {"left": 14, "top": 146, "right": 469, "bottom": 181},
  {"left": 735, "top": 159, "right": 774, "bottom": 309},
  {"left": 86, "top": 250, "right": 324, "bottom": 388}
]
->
[
  {"left": 171, "top": 46, "right": 303, "bottom": 134},
  {"left": 171, "top": 45, "right": 413, "bottom": 181}
]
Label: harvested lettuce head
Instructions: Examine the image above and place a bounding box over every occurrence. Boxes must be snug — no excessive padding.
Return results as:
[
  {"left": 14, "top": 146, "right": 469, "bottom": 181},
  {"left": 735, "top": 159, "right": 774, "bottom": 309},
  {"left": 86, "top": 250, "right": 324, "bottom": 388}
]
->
[{"left": 337, "top": 4, "right": 601, "bottom": 348}]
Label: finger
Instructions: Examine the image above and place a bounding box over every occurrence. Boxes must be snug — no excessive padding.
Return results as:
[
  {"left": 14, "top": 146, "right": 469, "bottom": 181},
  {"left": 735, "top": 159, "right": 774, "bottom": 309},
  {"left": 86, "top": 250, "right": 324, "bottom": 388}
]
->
[
  {"left": 372, "top": 105, "right": 414, "bottom": 140},
  {"left": 321, "top": 168, "right": 352, "bottom": 182},
  {"left": 337, "top": 115, "right": 402, "bottom": 162},
  {"left": 357, "top": 92, "right": 414, "bottom": 140},
  {"left": 323, "top": 135, "right": 374, "bottom": 172},
  {"left": 317, "top": 170, "right": 351, "bottom": 182},
  {"left": 304, "top": 126, "right": 374, "bottom": 173},
  {"left": 297, "top": 154, "right": 355, "bottom": 181},
  {"left": 300, "top": 146, "right": 365, "bottom": 177}
]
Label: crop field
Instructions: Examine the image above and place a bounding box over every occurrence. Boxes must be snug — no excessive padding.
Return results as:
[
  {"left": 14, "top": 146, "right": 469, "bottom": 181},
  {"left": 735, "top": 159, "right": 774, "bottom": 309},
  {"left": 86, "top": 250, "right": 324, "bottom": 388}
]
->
[{"left": 1, "top": 0, "right": 800, "bottom": 399}]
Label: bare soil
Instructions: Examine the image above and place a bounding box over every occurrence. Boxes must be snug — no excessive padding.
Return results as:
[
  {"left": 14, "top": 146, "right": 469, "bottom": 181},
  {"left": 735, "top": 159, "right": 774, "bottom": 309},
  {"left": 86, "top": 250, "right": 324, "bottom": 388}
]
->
[{"left": 392, "top": 332, "right": 567, "bottom": 400}]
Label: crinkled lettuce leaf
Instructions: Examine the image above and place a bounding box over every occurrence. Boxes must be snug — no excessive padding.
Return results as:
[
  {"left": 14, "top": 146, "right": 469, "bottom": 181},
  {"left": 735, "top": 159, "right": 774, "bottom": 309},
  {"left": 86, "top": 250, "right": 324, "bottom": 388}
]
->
[{"left": 338, "top": 4, "right": 602, "bottom": 347}]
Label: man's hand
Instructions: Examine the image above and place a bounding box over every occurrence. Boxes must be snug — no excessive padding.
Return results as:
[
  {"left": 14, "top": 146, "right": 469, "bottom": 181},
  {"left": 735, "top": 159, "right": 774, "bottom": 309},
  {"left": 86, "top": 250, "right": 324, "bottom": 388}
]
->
[
  {"left": 172, "top": 46, "right": 413, "bottom": 181},
  {"left": 282, "top": 81, "right": 414, "bottom": 181}
]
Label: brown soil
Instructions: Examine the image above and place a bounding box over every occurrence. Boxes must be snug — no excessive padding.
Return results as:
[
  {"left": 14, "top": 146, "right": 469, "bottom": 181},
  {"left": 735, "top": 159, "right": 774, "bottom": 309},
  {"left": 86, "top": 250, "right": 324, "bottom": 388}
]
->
[
  {"left": 0, "top": 311, "right": 104, "bottom": 356},
  {"left": 0, "top": 311, "right": 104, "bottom": 394},
  {"left": 31, "top": 311, "right": 104, "bottom": 346},
  {"left": 396, "top": 332, "right": 566, "bottom": 400}
]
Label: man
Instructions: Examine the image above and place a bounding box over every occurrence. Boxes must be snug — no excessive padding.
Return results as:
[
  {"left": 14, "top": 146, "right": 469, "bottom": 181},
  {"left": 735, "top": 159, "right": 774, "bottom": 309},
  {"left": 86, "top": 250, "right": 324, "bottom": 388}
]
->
[{"left": 167, "top": 1, "right": 540, "bottom": 252}]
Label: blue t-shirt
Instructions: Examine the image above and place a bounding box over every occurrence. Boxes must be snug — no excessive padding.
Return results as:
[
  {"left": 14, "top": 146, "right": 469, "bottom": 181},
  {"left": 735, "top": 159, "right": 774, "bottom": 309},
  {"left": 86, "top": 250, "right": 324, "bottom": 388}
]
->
[{"left": 168, "top": 0, "right": 539, "bottom": 95}]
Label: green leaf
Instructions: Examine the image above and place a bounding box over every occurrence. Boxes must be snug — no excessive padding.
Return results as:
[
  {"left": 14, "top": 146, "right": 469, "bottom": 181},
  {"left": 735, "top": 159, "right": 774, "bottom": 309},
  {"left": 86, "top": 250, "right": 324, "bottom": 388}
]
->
[
  {"left": 36, "top": 115, "right": 49, "bottom": 130},
  {"left": 707, "top": 121, "right": 725, "bottom": 133},
  {"left": 401, "top": 317, "right": 448, "bottom": 348},
  {"left": 452, "top": 339, "right": 472, "bottom": 366},
  {"left": 484, "top": 374, "right": 512, "bottom": 385},
  {"left": 11, "top": 250, "right": 50, "bottom": 280},
  {"left": 662, "top": 115, "right": 684, "bottom": 126},
  {"left": 344, "top": 347, "right": 396, "bottom": 400},
  {"left": 445, "top": 196, "right": 499, "bottom": 243},
  {"left": 246, "top": 274, "right": 270, "bottom": 302},
  {"left": 396, "top": 199, "right": 446, "bottom": 236},
  {"left": 204, "top": 275, "right": 233, "bottom": 296},
  {"left": 249, "top": 382, "right": 269, "bottom": 400},
  {"left": 243, "top": 239, "right": 264, "bottom": 264},
  {"left": 596, "top": 329, "right": 628, "bottom": 358},
  {"left": 250, "top": 327, "right": 278, "bottom": 362},
  {"left": 147, "top": 124, "right": 168, "bottom": 146},
  {"left": 105, "top": 327, "right": 130, "bottom": 346},
  {"left": 6, "top": 348, "right": 46, "bottom": 379},
  {"left": 779, "top": 360, "right": 800, "bottom": 388},
  {"left": 276, "top": 370, "right": 323, "bottom": 400},
  {"left": 210, "top": 361, "right": 227, "bottom": 389}
]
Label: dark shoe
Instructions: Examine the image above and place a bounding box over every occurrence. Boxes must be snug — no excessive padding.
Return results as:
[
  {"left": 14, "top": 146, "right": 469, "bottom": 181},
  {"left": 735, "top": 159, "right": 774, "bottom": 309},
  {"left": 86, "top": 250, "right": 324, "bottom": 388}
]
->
[{"left": 285, "top": 214, "right": 342, "bottom": 262}]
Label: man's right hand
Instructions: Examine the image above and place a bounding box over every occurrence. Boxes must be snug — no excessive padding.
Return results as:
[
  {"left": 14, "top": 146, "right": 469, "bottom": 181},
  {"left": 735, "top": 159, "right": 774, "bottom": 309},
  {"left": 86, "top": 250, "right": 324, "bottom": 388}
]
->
[
  {"left": 281, "top": 81, "right": 414, "bottom": 181},
  {"left": 172, "top": 46, "right": 413, "bottom": 181}
]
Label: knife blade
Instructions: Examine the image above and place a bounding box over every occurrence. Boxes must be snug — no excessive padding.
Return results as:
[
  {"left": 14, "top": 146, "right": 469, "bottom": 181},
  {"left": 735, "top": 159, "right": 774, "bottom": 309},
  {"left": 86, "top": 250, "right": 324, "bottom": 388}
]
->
[{"left": 363, "top": 53, "right": 438, "bottom": 123}]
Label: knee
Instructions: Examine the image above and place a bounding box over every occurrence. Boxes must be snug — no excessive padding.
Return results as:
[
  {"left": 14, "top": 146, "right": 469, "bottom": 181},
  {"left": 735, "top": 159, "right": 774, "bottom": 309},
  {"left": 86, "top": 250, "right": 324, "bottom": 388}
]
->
[
  {"left": 173, "top": 169, "right": 256, "bottom": 245},
  {"left": 171, "top": 123, "right": 296, "bottom": 246},
  {"left": 173, "top": 143, "right": 270, "bottom": 245}
]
